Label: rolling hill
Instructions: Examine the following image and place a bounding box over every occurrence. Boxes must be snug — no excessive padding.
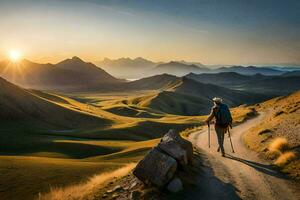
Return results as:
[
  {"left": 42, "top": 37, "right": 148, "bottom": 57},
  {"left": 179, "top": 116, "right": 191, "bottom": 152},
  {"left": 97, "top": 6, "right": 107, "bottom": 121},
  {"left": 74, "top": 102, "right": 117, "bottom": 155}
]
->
[
  {"left": 185, "top": 72, "right": 267, "bottom": 86},
  {"left": 167, "top": 77, "right": 270, "bottom": 108},
  {"left": 0, "top": 77, "right": 111, "bottom": 129},
  {"left": 124, "top": 73, "right": 179, "bottom": 90},
  {"left": 0, "top": 57, "right": 120, "bottom": 90},
  {"left": 186, "top": 72, "right": 300, "bottom": 95},
  {"left": 112, "top": 75, "right": 271, "bottom": 115}
]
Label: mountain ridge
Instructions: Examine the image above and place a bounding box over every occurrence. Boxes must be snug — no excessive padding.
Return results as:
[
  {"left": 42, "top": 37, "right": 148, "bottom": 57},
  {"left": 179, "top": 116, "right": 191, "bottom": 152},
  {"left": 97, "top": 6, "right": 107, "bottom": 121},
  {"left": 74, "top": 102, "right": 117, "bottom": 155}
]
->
[{"left": 0, "top": 57, "right": 120, "bottom": 90}]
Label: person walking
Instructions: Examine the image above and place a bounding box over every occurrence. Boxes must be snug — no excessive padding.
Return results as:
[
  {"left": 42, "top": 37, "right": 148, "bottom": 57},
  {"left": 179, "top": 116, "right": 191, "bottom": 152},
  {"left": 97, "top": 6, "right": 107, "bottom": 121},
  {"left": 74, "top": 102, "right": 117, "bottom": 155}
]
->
[{"left": 205, "top": 97, "right": 232, "bottom": 157}]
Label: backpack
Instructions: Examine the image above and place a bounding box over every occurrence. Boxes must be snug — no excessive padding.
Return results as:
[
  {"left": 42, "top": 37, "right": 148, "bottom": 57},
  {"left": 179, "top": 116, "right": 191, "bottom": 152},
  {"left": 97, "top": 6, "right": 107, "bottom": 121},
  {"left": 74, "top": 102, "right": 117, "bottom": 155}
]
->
[{"left": 215, "top": 104, "right": 232, "bottom": 127}]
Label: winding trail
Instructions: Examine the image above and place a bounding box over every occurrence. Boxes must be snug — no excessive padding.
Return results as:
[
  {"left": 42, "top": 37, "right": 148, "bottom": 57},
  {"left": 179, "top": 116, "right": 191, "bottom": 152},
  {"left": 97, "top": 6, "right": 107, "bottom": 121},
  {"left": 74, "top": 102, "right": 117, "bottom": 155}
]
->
[{"left": 187, "top": 113, "right": 300, "bottom": 200}]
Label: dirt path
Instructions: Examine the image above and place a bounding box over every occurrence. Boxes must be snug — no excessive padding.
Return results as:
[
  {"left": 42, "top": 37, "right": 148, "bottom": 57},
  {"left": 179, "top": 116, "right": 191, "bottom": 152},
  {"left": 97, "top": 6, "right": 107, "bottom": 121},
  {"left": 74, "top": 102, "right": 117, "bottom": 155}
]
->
[{"left": 188, "top": 113, "right": 300, "bottom": 200}]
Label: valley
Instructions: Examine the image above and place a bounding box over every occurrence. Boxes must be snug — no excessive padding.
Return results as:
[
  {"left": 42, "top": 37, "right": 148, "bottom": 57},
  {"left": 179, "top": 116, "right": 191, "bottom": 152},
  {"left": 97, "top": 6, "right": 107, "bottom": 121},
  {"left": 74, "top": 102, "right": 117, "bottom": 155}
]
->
[{"left": 0, "top": 57, "right": 299, "bottom": 199}]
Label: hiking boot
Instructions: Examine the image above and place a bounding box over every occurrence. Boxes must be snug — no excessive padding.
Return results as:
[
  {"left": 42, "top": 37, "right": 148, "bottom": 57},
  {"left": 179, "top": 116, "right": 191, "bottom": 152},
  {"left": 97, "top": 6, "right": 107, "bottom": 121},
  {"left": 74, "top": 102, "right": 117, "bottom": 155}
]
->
[{"left": 217, "top": 147, "right": 220, "bottom": 152}]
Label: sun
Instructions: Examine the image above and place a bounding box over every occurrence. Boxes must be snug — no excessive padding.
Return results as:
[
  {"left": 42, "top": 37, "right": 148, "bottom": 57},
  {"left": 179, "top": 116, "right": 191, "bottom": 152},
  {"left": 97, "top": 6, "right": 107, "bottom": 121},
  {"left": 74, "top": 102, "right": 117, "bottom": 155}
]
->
[{"left": 9, "top": 50, "right": 22, "bottom": 62}]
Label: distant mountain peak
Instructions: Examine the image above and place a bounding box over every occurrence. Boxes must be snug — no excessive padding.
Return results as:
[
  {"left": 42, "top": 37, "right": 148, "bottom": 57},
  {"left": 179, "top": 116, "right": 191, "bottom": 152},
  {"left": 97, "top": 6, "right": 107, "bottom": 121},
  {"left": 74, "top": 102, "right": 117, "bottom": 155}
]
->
[{"left": 70, "top": 56, "right": 84, "bottom": 62}]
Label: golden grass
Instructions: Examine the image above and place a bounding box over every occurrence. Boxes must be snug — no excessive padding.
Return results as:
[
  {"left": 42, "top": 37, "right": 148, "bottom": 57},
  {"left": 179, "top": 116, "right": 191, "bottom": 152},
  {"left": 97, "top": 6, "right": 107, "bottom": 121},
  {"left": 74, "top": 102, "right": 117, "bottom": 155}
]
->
[
  {"left": 268, "top": 137, "right": 289, "bottom": 152},
  {"left": 180, "top": 126, "right": 202, "bottom": 138},
  {"left": 275, "top": 151, "right": 296, "bottom": 166},
  {"left": 0, "top": 156, "right": 124, "bottom": 200},
  {"left": 3, "top": 89, "right": 297, "bottom": 199},
  {"left": 242, "top": 91, "right": 300, "bottom": 179},
  {"left": 38, "top": 163, "right": 136, "bottom": 200}
]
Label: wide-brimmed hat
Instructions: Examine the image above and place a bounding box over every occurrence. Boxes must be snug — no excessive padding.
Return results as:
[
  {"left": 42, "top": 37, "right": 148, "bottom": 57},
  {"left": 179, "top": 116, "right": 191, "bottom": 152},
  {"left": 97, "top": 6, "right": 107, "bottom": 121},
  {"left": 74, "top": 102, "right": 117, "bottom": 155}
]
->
[{"left": 212, "top": 97, "right": 222, "bottom": 103}]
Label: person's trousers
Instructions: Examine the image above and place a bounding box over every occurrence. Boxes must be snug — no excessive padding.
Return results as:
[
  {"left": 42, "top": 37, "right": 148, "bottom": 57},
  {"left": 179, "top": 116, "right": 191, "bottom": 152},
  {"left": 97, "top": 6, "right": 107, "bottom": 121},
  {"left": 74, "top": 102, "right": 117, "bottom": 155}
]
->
[{"left": 215, "top": 125, "right": 227, "bottom": 154}]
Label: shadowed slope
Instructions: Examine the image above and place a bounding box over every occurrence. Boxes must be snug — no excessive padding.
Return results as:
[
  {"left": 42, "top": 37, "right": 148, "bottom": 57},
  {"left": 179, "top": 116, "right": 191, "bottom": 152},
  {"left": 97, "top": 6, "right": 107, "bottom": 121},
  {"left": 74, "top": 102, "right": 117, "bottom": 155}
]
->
[
  {"left": 186, "top": 72, "right": 300, "bottom": 95},
  {"left": 0, "top": 77, "right": 111, "bottom": 129}
]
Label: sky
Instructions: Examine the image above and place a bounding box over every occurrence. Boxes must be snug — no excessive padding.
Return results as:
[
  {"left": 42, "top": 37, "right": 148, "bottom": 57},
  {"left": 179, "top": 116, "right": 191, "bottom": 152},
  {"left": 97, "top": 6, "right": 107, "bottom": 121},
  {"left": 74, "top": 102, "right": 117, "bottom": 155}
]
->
[{"left": 0, "top": 0, "right": 299, "bottom": 65}]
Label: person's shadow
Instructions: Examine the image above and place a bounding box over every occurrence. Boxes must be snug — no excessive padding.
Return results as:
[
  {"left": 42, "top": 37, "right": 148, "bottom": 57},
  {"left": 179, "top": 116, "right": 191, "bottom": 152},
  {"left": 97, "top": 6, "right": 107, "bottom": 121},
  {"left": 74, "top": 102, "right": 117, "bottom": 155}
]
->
[
  {"left": 225, "top": 154, "right": 289, "bottom": 180},
  {"left": 178, "top": 151, "right": 242, "bottom": 200}
]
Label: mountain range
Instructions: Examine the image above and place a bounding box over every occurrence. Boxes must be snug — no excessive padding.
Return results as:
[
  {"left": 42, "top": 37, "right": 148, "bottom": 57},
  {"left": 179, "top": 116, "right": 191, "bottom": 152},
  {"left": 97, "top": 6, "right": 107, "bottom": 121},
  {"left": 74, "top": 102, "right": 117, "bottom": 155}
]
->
[
  {"left": 98, "top": 57, "right": 157, "bottom": 79},
  {"left": 0, "top": 56, "right": 120, "bottom": 90},
  {"left": 186, "top": 72, "right": 300, "bottom": 95},
  {"left": 97, "top": 57, "right": 300, "bottom": 79},
  {"left": 1, "top": 56, "right": 299, "bottom": 97},
  {"left": 153, "top": 61, "right": 209, "bottom": 77},
  {"left": 214, "top": 65, "right": 285, "bottom": 75}
]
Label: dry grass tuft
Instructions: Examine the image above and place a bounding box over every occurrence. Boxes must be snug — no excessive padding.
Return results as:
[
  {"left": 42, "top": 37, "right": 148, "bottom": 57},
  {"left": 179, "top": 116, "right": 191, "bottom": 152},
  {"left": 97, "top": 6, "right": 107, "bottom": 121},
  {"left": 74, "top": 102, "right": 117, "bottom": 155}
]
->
[
  {"left": 275, "top": 151, "right": 296, "bottom": 166},
  {"left": 268, "top": 137, "right": 289, "bottom": 152},
  {"left": 38, "top": 163, "right": 136, "bottom": 200}
]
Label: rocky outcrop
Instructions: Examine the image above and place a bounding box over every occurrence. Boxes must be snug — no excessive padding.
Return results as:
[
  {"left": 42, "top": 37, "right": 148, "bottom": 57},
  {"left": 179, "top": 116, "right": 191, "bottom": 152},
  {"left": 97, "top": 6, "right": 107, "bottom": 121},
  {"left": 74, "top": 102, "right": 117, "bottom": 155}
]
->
[
  {"left": 133, "top": 147, "right": 177, "bottom": 187},
  {"left": 160, "top": 129, "right": 194, "bottom": 165},
  {"left": 133, "top": 129, "right": 193, "bottom": 192}
]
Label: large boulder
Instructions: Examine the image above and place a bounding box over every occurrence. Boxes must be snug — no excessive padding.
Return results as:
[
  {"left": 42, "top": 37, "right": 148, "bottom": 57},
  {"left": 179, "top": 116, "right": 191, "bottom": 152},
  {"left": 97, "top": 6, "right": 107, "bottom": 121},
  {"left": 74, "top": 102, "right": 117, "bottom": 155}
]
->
[
  {"left": 166, "top": 177, "right": 183, "bottom": 193},
  {"left": 133, "top": 147, "right": 177, "bottom": 188},
  {"left": 158, "top": 137, "right": 188, "bottom": 166},
  {"left": 161, "top": 129, "right": 194, "bottom": 165}
]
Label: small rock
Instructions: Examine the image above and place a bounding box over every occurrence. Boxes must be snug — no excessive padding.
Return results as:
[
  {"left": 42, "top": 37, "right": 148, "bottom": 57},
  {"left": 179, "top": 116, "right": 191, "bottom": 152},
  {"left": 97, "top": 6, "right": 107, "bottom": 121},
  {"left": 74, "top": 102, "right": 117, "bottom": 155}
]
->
[
  {"left": 106, "top": 189, "right": 113, "bottom": 193},
  {"left": 102, "top": 194, "right": 108, "bottom": 198},
  {"left": 167, "top": 177, "right": 183, "bottom": 193},
  {"left": 130, "top": 181, "right": 138, "bottom": 189},
  {"left": 130, "top": 190, "right": 142, "bottom": 200},
  {"left": 113, "top": 185, "right": 123, "bottom": 192},
  {"left": 112, "top": 194, "right": 119, "bottom": 198}
]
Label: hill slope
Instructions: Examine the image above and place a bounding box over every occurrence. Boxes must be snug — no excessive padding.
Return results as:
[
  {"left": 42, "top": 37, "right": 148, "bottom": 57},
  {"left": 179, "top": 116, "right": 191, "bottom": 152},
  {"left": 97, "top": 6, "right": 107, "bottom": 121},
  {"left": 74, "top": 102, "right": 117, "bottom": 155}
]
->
[
  {"left": 0, "top": 77, "right": 110, "bottom": 129},
  {"left": 117, "top": 76, "right": 271, "bottom": 115},
  {"left": 244, "top": 91, "right": 300, "bottom": 179},
  {"left": 186, "top": 72, "right": 300, "bottom": 95},
  {"left": 186, "top": 72, "right": 267, "bottom": 86},
  {"left": 124, "top": 74, "right": 179, "bottom": 90}
]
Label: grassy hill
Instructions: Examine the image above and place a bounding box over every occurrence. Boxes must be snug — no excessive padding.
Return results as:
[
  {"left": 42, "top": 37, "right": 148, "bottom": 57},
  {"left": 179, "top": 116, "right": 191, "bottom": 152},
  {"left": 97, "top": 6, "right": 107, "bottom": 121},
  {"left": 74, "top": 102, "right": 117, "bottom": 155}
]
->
[
  {"left": 243, "top": 91, "right": 300, "bottom": 179},
  {"left": 1, "top": 73, "right": 297, "bottom": 199},
  {"left": 0, "top": 77, "right": 111, "bottom": 130},
  {"left": 169, "top": 77, "right": 270, "bottom": 107},
  {"left": 93, "top": 75, "right": 271, "bottom": 116},
  {"left": 0, "top": 78, "right": 199, "bottom": 199}
]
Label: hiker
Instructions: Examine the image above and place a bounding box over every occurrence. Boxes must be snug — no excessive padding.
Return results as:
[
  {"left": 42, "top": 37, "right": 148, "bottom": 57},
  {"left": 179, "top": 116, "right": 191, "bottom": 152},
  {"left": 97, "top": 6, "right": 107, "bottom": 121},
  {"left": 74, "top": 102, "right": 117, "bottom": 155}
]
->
[{"left": 205, "top": 97, "right": 232, "bottom": 156}]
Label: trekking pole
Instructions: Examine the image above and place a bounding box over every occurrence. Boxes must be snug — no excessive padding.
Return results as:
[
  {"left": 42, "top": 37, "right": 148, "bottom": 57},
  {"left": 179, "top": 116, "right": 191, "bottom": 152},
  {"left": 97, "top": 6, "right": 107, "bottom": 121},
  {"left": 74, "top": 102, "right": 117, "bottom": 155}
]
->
[
  {"left": 227, "top": 127, "right": 235, "bottom": 153},
  {"left": 208, "top": 123, "right": 210, "bottom": 148}
]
